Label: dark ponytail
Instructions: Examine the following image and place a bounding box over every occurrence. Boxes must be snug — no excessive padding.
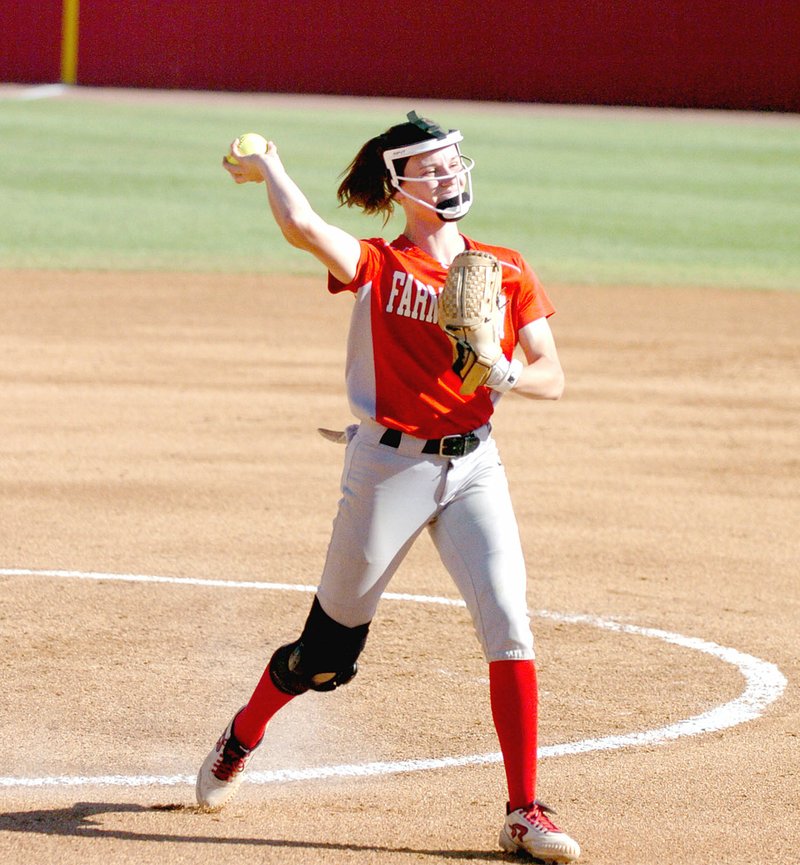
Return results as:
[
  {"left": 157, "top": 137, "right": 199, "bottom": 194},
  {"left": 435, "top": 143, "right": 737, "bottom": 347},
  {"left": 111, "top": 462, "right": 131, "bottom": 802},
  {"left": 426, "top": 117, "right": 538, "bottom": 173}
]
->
[
  {"left": 336, "top": 134, "right": 394, "bottom": 218},
  {"left": 337, "top": 113, "right": 447, "bottom": 222}
]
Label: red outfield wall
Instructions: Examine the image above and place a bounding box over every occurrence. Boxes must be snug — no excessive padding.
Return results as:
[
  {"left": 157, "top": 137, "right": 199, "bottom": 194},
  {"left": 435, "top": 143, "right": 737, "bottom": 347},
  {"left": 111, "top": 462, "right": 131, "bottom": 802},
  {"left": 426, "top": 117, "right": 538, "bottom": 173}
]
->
[
  {"left": 1, "top": 0, "right": 63, "bottom": 83},
  {"left": 2, "top": 0, "right": 799, "bottom": 111}
]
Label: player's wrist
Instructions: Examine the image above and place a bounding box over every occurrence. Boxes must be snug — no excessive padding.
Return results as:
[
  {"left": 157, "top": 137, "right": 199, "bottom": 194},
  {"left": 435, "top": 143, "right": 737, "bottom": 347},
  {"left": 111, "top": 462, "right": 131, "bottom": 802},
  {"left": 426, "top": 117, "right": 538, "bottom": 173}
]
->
[{"left": 486, "top": 356, "right": 523, "bottom": 393}]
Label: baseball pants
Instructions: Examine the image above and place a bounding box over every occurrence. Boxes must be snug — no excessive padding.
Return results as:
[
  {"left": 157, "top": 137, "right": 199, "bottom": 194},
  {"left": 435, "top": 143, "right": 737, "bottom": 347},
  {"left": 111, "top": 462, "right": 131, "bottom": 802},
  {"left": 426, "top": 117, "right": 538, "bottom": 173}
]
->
[{"left": 315, "top": 418, "right": 535, "bottom": 661}]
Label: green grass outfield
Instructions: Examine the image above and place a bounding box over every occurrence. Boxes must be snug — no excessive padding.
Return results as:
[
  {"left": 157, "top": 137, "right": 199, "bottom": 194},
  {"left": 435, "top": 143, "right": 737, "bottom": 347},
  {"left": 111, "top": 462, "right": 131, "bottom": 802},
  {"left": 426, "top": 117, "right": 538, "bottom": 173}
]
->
[{"left": 1, "top": 89, "right": 798, "bottom": 290}]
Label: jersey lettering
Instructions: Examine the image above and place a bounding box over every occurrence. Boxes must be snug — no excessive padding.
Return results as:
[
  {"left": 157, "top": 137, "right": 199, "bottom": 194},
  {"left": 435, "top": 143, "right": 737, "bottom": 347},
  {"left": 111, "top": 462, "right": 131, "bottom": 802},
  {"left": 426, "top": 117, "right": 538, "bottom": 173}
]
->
[
  {"left": 385, "top": 270, "right": 438, "bottom": 323},
  {"left": 425, "top": 285, "right": 439, "bottom": 323},
  {"left": 411, "top": 280, "right": 429, "bottom": 320},
  {"left": 385, "top": 271, "right": 408, "bottom": 314},
  {"left": 396, "top": 276, "right": 414, "bottom": 317}
]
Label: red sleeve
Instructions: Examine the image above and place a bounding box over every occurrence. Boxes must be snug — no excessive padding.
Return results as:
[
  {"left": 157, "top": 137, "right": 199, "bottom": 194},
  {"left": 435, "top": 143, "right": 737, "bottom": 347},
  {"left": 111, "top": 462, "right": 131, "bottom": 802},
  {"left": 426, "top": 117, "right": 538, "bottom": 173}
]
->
[
  {"left": 466, "top": 238, "right": 554, "bottom": 333},
  {"left": 516, "top": 256, "right": 555, "bottom": 329},
  {"left": 327, "top": 239, "right": 384, "bottom": 294}
]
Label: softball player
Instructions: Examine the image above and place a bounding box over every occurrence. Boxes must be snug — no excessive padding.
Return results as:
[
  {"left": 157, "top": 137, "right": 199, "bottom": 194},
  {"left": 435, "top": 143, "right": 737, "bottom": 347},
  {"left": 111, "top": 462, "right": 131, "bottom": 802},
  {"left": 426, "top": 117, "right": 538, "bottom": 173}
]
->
[{"left": 197, "top": 111, "right": 580, "bottom": 863}]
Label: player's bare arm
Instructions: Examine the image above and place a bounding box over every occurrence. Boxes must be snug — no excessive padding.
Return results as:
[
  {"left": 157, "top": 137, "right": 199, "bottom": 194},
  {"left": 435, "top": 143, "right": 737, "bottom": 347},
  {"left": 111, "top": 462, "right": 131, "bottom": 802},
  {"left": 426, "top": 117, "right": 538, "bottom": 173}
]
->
[
  {"left": 514, "top": 317, "right": 565, "bottom": 400},
  {"left": 223, "top": 138, "right": 361, "bottom": 284}
]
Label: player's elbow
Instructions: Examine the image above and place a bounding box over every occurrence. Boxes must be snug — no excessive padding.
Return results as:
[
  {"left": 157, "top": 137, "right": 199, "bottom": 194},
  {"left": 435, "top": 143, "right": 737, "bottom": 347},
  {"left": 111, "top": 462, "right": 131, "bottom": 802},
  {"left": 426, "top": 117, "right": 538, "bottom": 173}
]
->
[
  {"left": 537, "top": 359, "right": 565, "bottom": 400},
  {"left": 545, "top": 368, "right": 565, "bottom": 400},
  {"left": 280, "top": 217, "right": 313, "bottom": 250},
  {"left": 517, "top": 365, "right": 564, "bottom": 400},
  {"left": 281, "top": 215, "right": 335, "bottom": 258}
]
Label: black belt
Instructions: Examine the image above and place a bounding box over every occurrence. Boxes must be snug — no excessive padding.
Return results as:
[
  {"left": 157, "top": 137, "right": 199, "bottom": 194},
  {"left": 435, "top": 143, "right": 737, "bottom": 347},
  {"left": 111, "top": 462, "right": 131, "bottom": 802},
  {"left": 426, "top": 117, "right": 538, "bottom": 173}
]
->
[{"left": 379, "top": 427, "right": 480, "bottom": 458}]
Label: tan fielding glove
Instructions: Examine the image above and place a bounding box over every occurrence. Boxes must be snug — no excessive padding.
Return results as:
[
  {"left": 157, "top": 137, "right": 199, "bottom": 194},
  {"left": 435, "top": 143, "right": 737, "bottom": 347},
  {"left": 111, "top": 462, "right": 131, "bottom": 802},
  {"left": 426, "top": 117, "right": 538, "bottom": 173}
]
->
[{"left": 439, "top": 250, "right": 521, "bottom": 395}]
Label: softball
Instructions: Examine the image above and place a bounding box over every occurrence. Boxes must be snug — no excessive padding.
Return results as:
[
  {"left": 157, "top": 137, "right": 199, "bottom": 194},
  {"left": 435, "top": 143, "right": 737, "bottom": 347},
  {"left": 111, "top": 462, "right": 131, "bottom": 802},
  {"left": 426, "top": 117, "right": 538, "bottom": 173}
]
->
[{"left": 226, "top": 132, "right": 268, "bottom": 164}]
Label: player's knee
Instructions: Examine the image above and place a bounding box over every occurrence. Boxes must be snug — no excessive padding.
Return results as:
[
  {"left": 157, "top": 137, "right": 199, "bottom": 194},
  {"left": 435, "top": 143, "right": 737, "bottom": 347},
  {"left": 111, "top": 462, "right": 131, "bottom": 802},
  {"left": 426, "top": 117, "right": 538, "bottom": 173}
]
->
[{"left": 269, "top": 596, "right": 371, "bottom": 696}]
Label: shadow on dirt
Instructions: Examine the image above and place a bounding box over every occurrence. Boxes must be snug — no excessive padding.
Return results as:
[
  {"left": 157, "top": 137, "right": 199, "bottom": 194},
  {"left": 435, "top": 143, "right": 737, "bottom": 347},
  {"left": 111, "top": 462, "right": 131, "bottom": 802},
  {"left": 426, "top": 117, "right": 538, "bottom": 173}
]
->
[{"left": 0, "top": 801, "right": 511, "bottom": 861}]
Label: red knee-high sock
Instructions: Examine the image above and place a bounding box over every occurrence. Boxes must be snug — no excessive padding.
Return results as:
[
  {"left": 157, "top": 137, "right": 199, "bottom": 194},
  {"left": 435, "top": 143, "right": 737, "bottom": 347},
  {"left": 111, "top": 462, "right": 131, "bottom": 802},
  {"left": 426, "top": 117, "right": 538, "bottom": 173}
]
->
[
  {"left": 232, "top": 663, "right": 296, "bottom": 749},
  {"left": 489, "top": 659, "right": 539, "bottom": 810}
]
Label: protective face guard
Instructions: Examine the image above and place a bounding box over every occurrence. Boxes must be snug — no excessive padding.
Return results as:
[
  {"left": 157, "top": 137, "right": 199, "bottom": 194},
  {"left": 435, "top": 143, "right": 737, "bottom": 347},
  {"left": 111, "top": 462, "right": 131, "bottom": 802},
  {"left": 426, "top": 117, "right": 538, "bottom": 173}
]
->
[{"left": 382, "top": 130, "right": 475, "bottom": 222}]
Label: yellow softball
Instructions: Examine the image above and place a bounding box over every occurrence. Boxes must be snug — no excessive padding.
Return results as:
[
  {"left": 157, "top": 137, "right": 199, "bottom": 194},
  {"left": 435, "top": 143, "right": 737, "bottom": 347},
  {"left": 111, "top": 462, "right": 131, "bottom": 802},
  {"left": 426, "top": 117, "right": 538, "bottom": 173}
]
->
[{"left": 226, "top": 132, "right": 268, "bottom": 165}]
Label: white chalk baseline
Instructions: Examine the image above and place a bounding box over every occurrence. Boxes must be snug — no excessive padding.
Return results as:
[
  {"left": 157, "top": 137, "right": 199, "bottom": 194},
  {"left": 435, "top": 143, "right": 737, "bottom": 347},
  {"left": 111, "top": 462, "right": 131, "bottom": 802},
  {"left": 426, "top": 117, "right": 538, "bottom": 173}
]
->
[{"left": 0, "top": 568, "right": 787, "bottom": 790}]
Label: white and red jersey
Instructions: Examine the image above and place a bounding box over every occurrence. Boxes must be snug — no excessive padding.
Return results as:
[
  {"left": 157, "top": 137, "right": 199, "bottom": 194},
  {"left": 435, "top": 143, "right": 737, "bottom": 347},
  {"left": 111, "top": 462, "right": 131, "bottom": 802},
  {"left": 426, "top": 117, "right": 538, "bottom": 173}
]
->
[{"left": 327, "top": 234, "right": 555, "bottom": 439}]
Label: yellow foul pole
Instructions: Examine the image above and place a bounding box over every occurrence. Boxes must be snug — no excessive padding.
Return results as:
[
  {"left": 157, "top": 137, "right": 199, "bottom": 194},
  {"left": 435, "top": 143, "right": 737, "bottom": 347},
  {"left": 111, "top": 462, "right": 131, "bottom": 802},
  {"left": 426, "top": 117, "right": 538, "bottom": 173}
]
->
[{"left": 60, "top": 0, "right": 80, "bottom": 84}]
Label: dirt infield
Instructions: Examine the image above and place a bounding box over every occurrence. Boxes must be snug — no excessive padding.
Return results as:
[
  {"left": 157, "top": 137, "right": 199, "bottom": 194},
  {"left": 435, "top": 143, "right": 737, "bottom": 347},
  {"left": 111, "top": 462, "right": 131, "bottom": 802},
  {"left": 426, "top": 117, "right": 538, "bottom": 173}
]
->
[{"left": 1, "top": 270, "right": 798, "bottom": 864}]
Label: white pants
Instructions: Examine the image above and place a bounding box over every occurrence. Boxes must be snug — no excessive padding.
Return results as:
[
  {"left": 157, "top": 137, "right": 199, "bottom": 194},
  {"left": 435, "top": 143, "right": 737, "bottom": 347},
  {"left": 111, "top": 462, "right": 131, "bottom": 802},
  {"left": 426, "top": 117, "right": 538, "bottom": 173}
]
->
[{"left": 316, "top": 419, "right": 535, "bottom": 661}]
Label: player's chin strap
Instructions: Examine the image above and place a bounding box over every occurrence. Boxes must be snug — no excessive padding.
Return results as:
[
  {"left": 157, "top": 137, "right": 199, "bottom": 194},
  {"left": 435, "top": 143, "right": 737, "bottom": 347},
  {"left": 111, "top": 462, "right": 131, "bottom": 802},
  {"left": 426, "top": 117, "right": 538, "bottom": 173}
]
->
[
  {"left": 382, "top": 130, "right": 475, "bottom": 222},
  {"left": 394, "top": 169, "right": 474, "bottom": 221}
]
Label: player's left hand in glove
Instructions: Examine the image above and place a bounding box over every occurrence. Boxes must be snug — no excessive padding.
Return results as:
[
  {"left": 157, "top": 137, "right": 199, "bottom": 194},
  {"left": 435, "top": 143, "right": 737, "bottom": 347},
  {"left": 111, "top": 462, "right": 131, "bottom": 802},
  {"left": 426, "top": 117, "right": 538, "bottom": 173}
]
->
[{"left": 439, "top": 250, "right": 523, "bottom": 395}]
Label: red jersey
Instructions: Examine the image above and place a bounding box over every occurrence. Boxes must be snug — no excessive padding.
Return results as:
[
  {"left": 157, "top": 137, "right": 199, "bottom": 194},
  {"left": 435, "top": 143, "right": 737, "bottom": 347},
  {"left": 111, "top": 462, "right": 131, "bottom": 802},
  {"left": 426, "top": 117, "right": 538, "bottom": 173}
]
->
[{"left": 327, "top": 234, "right": 554, "bottom": 439}]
